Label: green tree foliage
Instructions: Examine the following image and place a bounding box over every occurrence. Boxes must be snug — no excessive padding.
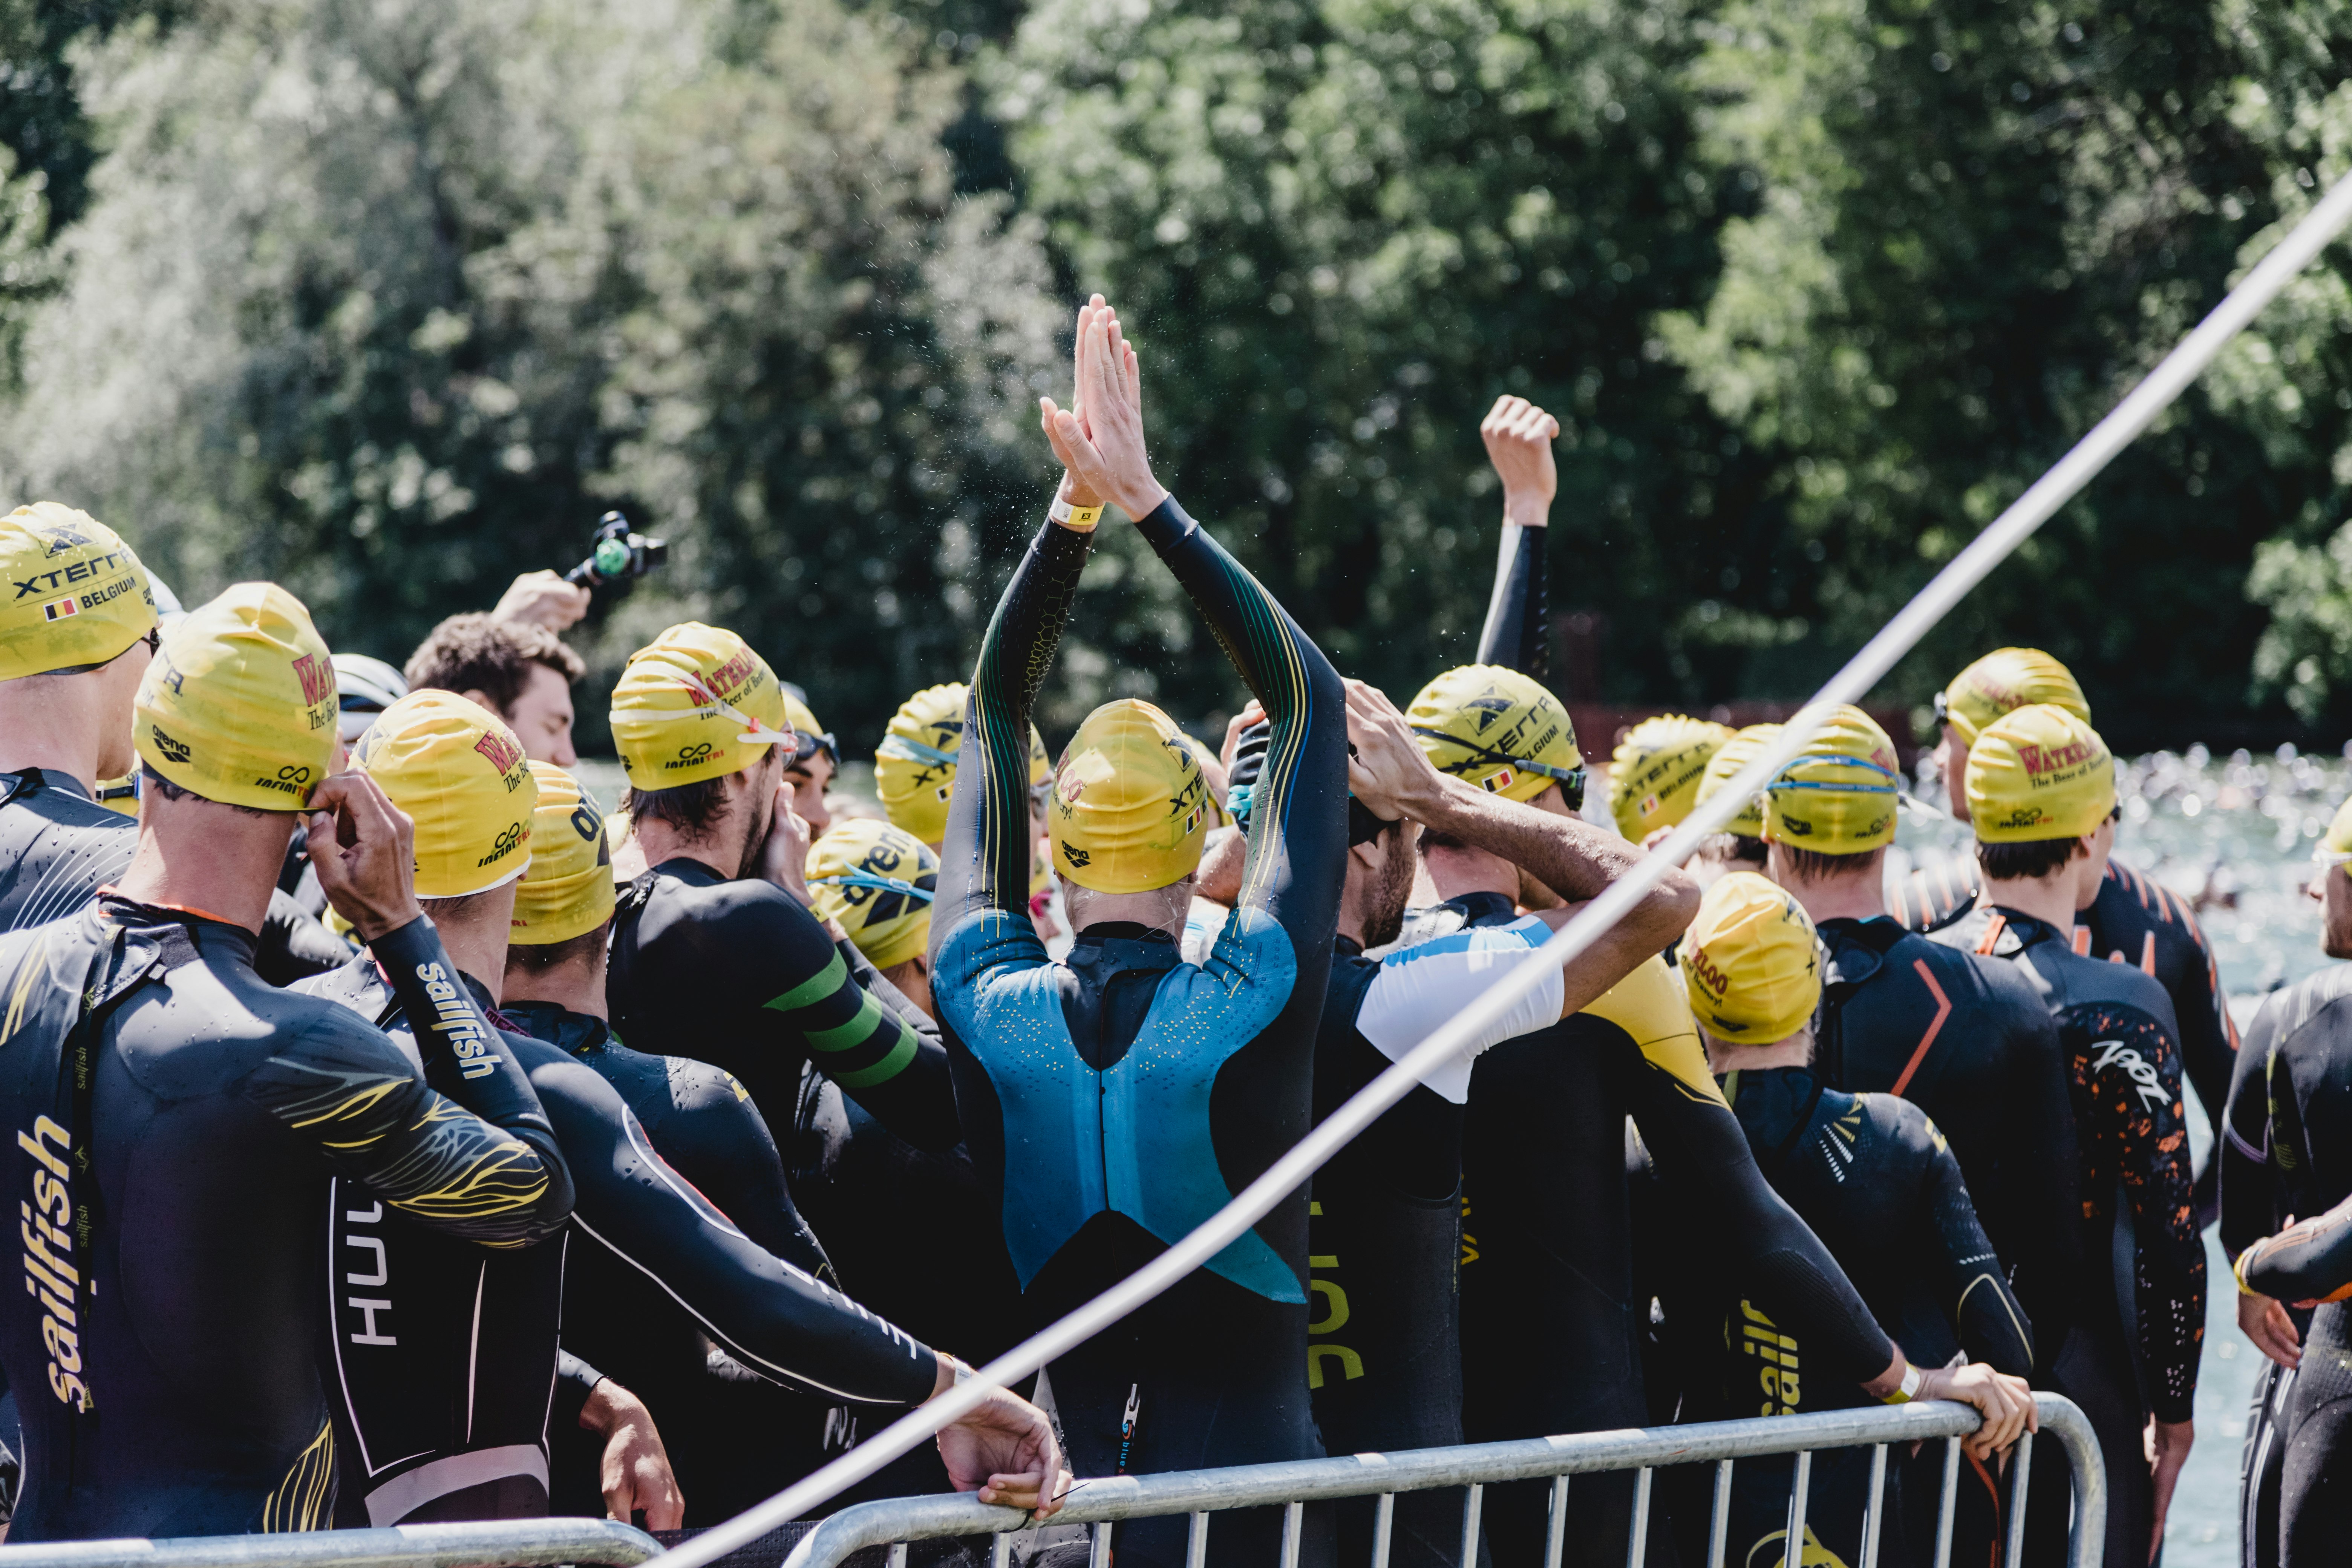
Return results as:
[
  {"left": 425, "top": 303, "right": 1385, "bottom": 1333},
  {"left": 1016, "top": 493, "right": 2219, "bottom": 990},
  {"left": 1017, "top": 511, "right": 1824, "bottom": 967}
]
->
[
  {"left": 0, "top": 0, "right": 1058, "bottom": 749},
  {"left": 989, "top": 0, "right": 1766, "bottom": 714}
]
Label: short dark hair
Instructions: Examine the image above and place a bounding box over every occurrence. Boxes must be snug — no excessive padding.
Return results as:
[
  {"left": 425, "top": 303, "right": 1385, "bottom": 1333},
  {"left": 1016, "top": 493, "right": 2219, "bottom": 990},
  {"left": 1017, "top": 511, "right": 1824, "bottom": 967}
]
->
[
  {"left": 1701, "top": 832, "right": 1770, "bottom": 867},
  {"left": 1777, "top": 845, "right": 1882, "bottom": 883},
  {"left": 624, "top": 777, "right": 732, "bottom": 839},
  {"left": 404, "top": 614, "right": 585, "bottom": 718},
  {"left": 506, "top": 922, "right": 611, "bottom": 975},
  {"left": 1975, "top": 836, "right": 2084, "bottom": 882},
  {"left": 139, "top": 763, "right": 276, "bottom": 819},
  {"left": 420, "top": 888, "right": 507, "bottom": 923}
]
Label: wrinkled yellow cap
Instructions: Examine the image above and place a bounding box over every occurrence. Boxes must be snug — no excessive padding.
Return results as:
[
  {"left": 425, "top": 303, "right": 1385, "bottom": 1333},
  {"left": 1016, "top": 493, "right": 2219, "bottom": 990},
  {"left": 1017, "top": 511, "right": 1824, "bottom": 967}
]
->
[
  {"left": 1694, "top": 724, "right": 1781, "bottom": 838},
  {"left": 1764, "top": 707, "right": 1900, "bottom": 854},
  {"left": 356, "top": 690, "right": 538, "bottom": 897},
  {"left": 808, "top": 818, "right": 937, "bottom": 970},
  {"left": 1940, "top": 648, "right": 2089, "bottom": 747},
  {"left": 513, "top": 763, "right": 614, "bottom": 944},
  {"left": 0, "top": 503, "right": 156, "bottom": 681},
  {"left": 875, "top": 681, "right": 1048, "bottom": 844},
  {"left": 612, "top": 623, "right": 792, "bottom": 790},
  {"left": 2317, "top": 795, "right": 2352, "bottom": 867},
  {"left": 135, "top": 583, "right": 337, "bottom": 811},
  {"left": 1047, "top": 698, "right": 1213, "bottom": 893},
  {"left": 1678, "top": 871, "right": 1822, "bottom": 1044},
  {"left": 1608, "top": 714, "right": 1734, "bottom": 841},
  {"left": 1407, "top": 665, "right": 1585, "bottom": 805},
  {"left": 1965, "top": 704, "right": 2115, "bottom": 844}
]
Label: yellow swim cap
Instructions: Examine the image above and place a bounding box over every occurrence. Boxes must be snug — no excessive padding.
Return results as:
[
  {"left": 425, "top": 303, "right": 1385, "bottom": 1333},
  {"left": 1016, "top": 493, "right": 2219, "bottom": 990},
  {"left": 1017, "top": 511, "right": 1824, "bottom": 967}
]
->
[
  {"left": 135, "top": 583, "right": 337, "bottom": 812},
  {"left": 1609, "top": 715, "right": 1734, "bottom": 841},
  {"left": 2317, "top": 795, "right": 2352, "bottom": 868},
  {"left": 612, "top": 623, "right": 793, "bottom": 790},
  {"left": 875, "top": 682, "right": 1048, "bottom": 844},
  {"left": 1764, "top": 707, "right": 1901, "bottom": 855},
  {"left": 1407, "top": 665, "right": 1587, "bottom": 806},
  {"left": 1939, "top": 648, "right": 2089, "bottom": 747},
  {"left": 1678, "top": 871, "right": 1822, "bottom": 1044},
  {"left": 0, "top": 503, "right": 156, "bottom": 681},
  {"left": 512, "top": 763, "right": 614, "bottom": 945},
  {"left": 1176, "top": 732, "right": 1231, "bottom": 828},
  {"left": 356, "top": 690, "right": 539, "bottom": 897},
  {"left": 1965, "top": 703, "right": 2115, "bottom": 844},
  {"left": 1694, "top": 724, "right": 1781, "bottom": 838},
  {"left": 1047, "top": 699, "right": 1214, "bottom": 894},
  {"left": 807, "top": 818, "right": 937, "bottom": 970}
]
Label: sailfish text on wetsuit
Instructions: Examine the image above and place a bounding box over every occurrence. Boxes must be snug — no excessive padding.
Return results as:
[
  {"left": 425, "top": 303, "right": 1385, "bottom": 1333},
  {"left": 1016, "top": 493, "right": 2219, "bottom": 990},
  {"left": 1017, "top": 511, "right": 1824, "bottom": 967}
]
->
[
  {"left": 416, "top": 962, "right": 497, "bottom": 1081},
  {"left": 19, "top": 1115, "right": 87, "bottom": 1410}
]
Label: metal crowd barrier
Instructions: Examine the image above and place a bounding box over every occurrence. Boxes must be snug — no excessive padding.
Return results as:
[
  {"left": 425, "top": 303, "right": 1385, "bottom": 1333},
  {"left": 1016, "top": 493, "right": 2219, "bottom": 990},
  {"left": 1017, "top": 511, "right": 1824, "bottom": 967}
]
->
[
  {"left": 783, "top": 1395, "right": 2103, "bottom": 1568},
  {"left": 0, "top": 1517, "right": 663, "bottom": 1568}
]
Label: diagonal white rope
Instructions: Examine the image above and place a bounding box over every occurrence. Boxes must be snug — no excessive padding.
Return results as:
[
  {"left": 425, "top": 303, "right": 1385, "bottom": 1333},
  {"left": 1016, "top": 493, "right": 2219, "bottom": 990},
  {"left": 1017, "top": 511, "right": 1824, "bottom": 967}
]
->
[{"left": 646, "top": 171, "right": 2352, "bottom": 1568}]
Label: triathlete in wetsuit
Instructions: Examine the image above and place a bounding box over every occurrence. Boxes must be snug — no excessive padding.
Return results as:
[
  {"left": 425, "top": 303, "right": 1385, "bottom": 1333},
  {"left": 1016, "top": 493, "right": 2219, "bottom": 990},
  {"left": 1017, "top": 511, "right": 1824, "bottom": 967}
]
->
[
  {"left": 1960, "top": 705, "right": 2203, "bottom": 1568},
  {"left": 1433, "top": 454, "right": 1911, "bottom": 1565},
  {"left": 2215, "top": 835, "right": 2352, "bottom": 1568},
  {"left": 1908, "top": 646, "right": 2239, "bottom": 1224},
  {"left": 1666, "top": 873, "right": 2036, "bottom": 1568},
  {"left": 932, "top": 303, "right": 1344, "bottom": 1568},
  {"left": 1300, "top": 678, "right": 1702, "bottom": 1568},
  {"left": 603, "top": 623, "right": 958, "bottom": 1152},
  {"left": 0, "top": 581, "right": 580, "bottom": 1541}
]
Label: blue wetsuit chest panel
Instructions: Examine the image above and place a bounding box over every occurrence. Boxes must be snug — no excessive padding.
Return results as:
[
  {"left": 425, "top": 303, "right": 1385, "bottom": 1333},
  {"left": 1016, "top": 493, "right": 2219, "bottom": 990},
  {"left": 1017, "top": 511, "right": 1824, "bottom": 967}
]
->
[{"left": 939, "top": 906, "right": 1303, "bottom": 1303}]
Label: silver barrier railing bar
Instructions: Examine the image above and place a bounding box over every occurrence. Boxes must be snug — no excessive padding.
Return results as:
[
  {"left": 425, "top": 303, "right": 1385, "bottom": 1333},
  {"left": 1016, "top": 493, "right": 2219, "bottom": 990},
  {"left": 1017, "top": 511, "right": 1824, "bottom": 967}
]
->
[
  {"left": 0, "top": 1517, "right": 662, "bottom": 1568},
  {"left": 781, "top": 1395, "right": 2104, "bottom": 1568}
]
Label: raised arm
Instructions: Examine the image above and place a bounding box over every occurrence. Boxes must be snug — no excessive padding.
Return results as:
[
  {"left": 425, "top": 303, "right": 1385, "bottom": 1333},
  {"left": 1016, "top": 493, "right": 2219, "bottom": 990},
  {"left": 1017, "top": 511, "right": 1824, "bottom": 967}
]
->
[
  {"left": 1471, "top": 396, "right": 1556, "bottom": 676},
  {"left": 2093, "top": 1007, "right": 2206, "bottom": 1424}
]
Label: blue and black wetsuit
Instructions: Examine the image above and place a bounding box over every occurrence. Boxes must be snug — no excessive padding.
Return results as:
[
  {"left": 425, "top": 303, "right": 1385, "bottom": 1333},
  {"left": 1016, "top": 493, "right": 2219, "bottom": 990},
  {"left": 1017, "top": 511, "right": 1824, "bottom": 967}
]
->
[
  {"left": 1666, "top": 1068, "right": 2033, "bottom": 1568},
  {"left": 931, "top": 498, "right": 1346, "bottom": 1568},
  {"left": 607, "top": 860, "right": 959, "bottom": 1153},
  {"left": 0, "top": 897, "right": 574, "bottom": 1540},
  {"left": 305, "top": 963, "right": 938, "bottom": 1527},
  {"left": 1965, "top": 907, "right": 2203, "bottom": 1568},
  {"left": 2219, "top": 962, "right": 2352, "bottom": 1567}
]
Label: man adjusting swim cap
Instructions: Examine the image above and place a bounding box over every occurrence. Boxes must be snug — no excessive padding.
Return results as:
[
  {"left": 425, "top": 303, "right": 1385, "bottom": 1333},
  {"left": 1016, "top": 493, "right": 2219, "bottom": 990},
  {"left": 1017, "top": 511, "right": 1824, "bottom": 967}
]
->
[
  {"left": 1406, "top": 663, "right": 1587, "bottom": 807},
  {"left": 138, "top": 582, "right": 340, "bottom": 812}
]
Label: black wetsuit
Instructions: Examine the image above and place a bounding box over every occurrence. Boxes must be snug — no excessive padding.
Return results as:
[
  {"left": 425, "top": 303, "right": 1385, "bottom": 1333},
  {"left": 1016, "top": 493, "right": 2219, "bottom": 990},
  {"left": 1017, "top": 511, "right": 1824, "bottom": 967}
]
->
[
  {"left": 0, "top": 898, "right": 574, "bottom": 1540},
  {"left": 931, "top": 499, "right": 1346, "bottom": 1568},
  {"left": 1963, "top": 907, "right": 2204, "bottom": 1568},
  {"left": 1669, "top": 1069, "right": 2033, "bottom": 1568},
  {"left": 1903, "top": 855, "right": 2237, "bottom": 1225},
  {"left": 2222, "top": 1008, "right": 2301, "bottom": 1568},
  {"left": 302, "top": 964, "right": 938, "bottom": 1527},
  {"left": 1451, "top": 519, "right": 1896, "bottom": 1565},
  {"left": 2219, "top": 962, "right": 2352, "bottom": 1566},
  {"left": 1814, "top": 917, "right": 2077, "bottom": 1363},
  {"left": 608, "top": 860, "right": 959, "bottom": 1153},
  {"left": 1432, "top": 901, "right": 1898, "bottom": 1568},
  {"left": 0, "top": 767, "right": 351, "bottom": 983}
]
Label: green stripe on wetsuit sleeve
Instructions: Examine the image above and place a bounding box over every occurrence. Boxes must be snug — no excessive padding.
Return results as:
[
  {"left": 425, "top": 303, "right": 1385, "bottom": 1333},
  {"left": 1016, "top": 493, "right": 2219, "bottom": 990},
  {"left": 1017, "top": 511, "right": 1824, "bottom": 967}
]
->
[{"left": 764, "top": 951, "right": 919, "bottom": 1089}]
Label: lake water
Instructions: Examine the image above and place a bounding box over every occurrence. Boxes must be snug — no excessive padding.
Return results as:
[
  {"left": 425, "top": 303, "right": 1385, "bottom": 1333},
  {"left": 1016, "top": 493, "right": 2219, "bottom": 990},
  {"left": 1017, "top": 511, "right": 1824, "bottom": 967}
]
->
[{"left": 576, "top": 746, "right": 2349, "bottom": 1561}]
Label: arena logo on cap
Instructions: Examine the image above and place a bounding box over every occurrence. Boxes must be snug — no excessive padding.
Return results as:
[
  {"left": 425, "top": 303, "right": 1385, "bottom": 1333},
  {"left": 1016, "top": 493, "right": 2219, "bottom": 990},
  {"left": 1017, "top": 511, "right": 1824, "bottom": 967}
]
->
[{"left": 147, "top": 724, "right": 191, "bottom": 766}]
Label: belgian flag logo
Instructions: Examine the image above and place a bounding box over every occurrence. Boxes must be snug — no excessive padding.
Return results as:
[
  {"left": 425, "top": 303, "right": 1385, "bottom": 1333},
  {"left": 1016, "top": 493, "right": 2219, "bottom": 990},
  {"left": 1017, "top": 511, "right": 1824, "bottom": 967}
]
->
[{"left": 40, "top": 597, "right": 77, "bottom": 622}]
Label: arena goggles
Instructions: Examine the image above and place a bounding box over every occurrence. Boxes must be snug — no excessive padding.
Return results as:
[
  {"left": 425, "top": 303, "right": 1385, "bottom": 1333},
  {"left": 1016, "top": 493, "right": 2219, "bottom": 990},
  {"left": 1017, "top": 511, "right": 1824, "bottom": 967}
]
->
[
  {"left": 788, "top": 726, "right": 841, "bottom": 772},
  {"left": 809, "top": 870, "right": 936, "bottom": 902},
  {"left": 1766, "top": 755, "right": 1901, "bottom": 795},
  {"left": 1407, "top": 727, "right": 1588, "bottom": 812}
]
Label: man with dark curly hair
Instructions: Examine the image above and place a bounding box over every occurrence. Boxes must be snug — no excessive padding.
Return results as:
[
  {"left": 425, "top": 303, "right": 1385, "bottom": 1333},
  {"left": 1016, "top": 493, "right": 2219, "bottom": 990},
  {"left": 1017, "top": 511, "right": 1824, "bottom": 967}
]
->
[{"left": 404, "top": 612, "right": 586, "bottom": 766}]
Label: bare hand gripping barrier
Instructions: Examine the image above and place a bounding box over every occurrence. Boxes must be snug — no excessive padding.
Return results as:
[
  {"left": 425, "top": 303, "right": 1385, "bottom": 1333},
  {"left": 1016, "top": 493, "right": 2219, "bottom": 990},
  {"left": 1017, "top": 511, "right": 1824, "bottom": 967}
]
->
[{"left": 646, "top": 171, "right": 2352, "bottom": 1568}]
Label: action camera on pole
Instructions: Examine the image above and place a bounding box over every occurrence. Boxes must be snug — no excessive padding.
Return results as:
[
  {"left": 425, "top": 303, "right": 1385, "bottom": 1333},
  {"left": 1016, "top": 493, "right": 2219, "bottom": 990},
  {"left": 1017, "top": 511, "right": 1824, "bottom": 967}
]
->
[{"left": 564, "top": 510, "right": 669, "bottom": 588}]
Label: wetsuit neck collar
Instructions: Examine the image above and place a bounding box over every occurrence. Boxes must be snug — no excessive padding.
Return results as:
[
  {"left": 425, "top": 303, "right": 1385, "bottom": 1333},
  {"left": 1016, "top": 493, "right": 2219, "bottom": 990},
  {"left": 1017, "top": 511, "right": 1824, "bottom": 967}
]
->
[
  {"left": 499, "top": 998, "right": 609, "bottom": 1054},
  {"left": 1, "top": 766, "right": 94, "bottom": 805},
  {"left": 1983, "top": 905, "right": 2068, "bottom": 950},
  {"left": 1723, "top": 1064, "right": 1831, "bottom": 1164},
  {"left": 1070, "top": 921, "right": 1179, "bottom": 949},
  {"left": 1441, "top": 890, "right": 1519, "bottom": 927},
  {"left": 1816, "top": 916, "right": 1913, "bottom": 987},
  {"left": 1334, "top": 933, "right": 1364, "bottom": 958},
  {"left": 94, "top": 889, "right": 258, "bottom": 957}
]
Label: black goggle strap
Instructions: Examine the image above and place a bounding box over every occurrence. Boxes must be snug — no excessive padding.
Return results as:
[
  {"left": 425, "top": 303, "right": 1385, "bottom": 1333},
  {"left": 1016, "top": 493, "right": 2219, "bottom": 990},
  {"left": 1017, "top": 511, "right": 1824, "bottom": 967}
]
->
[{"left": 1408, "top": 726, "right": 1589, "bottom": 795}]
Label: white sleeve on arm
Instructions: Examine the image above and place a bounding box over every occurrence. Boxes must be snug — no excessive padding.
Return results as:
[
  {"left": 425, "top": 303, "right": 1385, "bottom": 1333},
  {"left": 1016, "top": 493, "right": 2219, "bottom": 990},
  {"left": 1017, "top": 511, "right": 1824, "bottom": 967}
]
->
[{"left": 1355, "top": 915, "right": 1565, "bottom": 1102}]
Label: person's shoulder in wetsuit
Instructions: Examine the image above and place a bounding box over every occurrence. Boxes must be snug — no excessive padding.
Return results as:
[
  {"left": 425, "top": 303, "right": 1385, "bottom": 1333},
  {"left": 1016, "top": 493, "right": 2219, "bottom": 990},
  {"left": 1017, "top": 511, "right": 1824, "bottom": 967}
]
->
[
  {"left": 0, "top": 768, "right": 136, "bottom": 933},
  {"left": 601, "top": 620, "right": 958, "bottom": 1151}
]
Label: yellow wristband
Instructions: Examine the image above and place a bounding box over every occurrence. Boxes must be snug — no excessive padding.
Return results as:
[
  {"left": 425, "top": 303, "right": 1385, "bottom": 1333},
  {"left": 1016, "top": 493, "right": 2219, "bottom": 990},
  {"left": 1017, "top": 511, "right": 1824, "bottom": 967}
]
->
[
  {"left": 1049, "top": 496, "right": 1102, "bottom": 531},
  {"left": 1880, "top": 1363, "right": 1924, "bottom": 1405}
]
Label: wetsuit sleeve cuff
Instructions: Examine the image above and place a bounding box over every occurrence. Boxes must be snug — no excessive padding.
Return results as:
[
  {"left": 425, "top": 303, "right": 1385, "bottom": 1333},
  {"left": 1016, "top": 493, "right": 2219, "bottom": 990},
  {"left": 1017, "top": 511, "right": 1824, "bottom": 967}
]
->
[
  {"left": 1130, "top": 494, "right": 1195, "bottom": 551},
  {"left": 555, "top": 1351, "right": 607, "bottom": 1430}
]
